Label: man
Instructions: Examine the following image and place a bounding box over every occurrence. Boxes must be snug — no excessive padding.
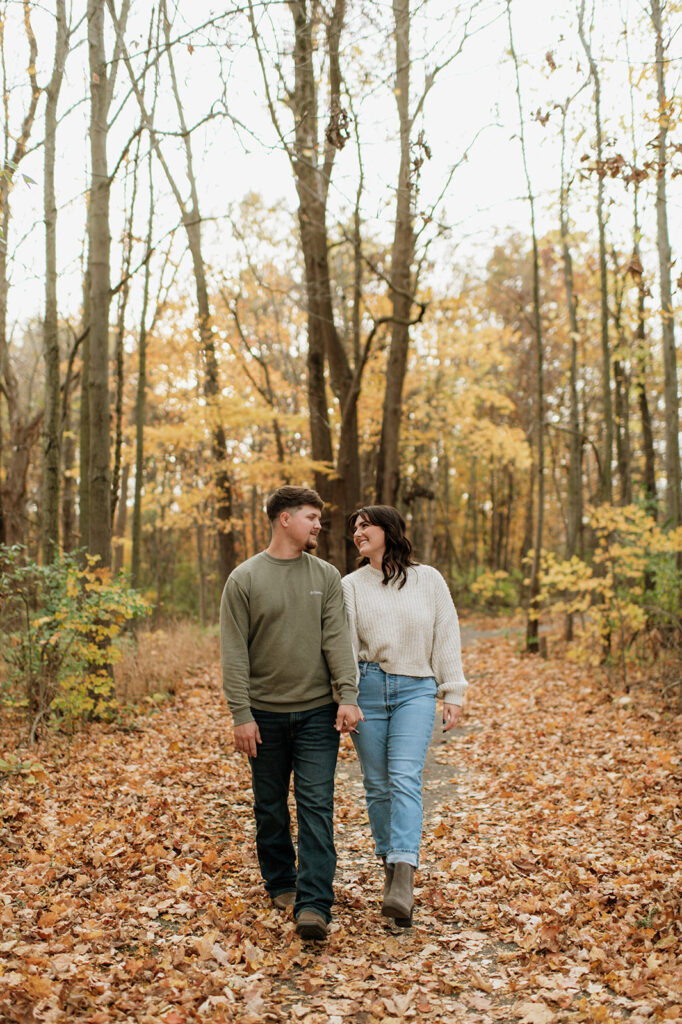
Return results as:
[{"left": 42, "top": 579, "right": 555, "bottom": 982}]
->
[{"left": 220, "top": 486, "right": 361, "bottom": 941}]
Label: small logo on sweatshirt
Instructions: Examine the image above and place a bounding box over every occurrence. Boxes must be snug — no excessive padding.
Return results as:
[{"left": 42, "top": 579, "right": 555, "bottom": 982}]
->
[{"left": 310, "top": 590, "right": 323, "bottom": 596}]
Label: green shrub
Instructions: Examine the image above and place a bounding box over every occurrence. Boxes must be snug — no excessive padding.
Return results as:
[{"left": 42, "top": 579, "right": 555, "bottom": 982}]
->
[
  {"left": 0, "top": 546, "right": 149, "bottom": 736},
  {"left": 539, "top": 505, "right": 682, "bottom": 680},
  {"left": 469, "top": 568, "right": 520, "bottom": 610}
]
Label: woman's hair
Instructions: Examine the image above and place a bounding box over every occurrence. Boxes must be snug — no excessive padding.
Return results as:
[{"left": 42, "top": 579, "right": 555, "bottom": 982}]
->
[{"left": 348, "top": 505, "right": 417, "bottom": 589}]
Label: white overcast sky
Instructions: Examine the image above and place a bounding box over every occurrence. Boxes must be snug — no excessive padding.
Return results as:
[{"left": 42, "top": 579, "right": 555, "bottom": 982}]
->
[{"left": 4, "top": 0, "right": 680, "bottom": 337}]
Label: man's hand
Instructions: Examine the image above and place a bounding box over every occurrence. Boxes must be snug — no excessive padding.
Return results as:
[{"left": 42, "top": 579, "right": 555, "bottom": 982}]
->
[
  {"left": 335, "top": 703, "right": 364, "bottom": 734},
  {"left": 234, "top": 721, "right": 262, "bottom": 757},
  {"left": 442, "top": 703, "right": 462, "bottom": 732}
]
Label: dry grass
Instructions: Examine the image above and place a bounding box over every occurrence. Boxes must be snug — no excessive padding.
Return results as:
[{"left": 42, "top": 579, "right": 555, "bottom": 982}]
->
[{"left": 114, "top": 621, "right": 220, "bottom": 704}]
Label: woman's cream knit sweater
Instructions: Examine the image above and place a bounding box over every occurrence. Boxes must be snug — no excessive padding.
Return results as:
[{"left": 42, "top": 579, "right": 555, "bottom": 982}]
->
[{"left": 341, "top": 563, "right": 468, "bottom": 705}]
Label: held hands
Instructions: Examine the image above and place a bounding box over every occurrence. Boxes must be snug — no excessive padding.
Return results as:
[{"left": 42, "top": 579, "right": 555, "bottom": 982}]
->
[
  {"left": 442, "top": 702, "right": 462, "bottom": 733},
  {"left": 335, "top": 703, "right": 364, "bottom": 734},
  {"left": 234, "top": 705, "right": 365, "bottom": 754},
  {"left": 233, "top": 720, "right": 262, "bottom": 758}
]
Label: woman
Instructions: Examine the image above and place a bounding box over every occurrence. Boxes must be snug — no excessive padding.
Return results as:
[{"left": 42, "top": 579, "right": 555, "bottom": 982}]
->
[{"left": 342, "top": 505, "right": 467, "bottom": 927}]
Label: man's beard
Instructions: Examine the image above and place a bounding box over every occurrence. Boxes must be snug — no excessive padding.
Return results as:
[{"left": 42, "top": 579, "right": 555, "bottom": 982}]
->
[{"left": 305, "top": 536, "right": 318, "bottom": 551}]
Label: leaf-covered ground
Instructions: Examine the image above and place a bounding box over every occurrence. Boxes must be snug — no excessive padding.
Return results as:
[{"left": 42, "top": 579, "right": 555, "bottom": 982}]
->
[{"left": 1, "top": 627, "right": 680, "bottom": 1023}]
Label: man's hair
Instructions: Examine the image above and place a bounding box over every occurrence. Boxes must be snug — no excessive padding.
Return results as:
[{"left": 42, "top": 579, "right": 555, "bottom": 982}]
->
[{"left": 266, "top": 485, "right": 324, "bottom": 522}]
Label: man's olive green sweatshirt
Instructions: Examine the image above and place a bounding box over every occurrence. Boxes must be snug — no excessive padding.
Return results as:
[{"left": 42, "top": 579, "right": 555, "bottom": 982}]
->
[{"left": 220, "top": 551, "right": 358, "bottom": 726}]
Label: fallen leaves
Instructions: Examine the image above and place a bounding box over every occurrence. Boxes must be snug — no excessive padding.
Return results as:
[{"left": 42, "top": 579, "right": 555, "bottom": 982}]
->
[{"left": 1, "top": 632, "right": 680, "bottom": 1022}]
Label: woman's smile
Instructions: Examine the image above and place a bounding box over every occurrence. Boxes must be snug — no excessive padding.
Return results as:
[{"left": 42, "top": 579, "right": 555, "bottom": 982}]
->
[{"left": 353, "top": 518, "right": 386, "bottom": 566}]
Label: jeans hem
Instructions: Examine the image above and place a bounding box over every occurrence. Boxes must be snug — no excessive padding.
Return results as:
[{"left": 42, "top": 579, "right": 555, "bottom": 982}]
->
[{"left": 386, "top": 851, "right": 419, "bottom": 868}]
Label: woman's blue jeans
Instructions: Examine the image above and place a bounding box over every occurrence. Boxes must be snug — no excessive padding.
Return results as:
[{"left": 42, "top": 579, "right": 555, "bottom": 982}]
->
[
  {"left": 249, "top": 702, "right": 339, "bottom": 923},
  {"left": 352, "top": 662, "right": 436, "bottom": 868}
]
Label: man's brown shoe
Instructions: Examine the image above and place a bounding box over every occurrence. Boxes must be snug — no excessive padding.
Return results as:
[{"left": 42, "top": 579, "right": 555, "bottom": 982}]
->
[
  {"left": 295, "top": 909, "right": 328, "bottom": 940},
  {"left": 272, "top": 891, "right": 296, "bottom": 910}
]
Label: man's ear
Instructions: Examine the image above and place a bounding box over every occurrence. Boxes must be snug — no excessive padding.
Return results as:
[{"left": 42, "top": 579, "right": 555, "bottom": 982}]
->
[{"left": 279, "top": 510, "right": 290, "bottom": 529}]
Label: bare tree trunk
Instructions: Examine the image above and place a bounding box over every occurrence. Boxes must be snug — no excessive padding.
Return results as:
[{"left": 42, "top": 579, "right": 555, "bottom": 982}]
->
[
  {"left": 251, "top": 0, "right": 417, "bottom": 570},
  {"left": 110, "top": 0, "right": 236, "bottom": 583},
  {"left": 0, "top": 2, "right": 41, "bottom": 550},
  {"left": 42, "top": 0, "right": 68, "bottom": 562},
  {"left": 613, "top": 354, "right": 632, "bottom": 506},
  {"left": 196, "top": 522, "right": 206, "bottom": 626},
  {"left": 112, "top": 460, "right": 129, "bottom": 573},
  {"left": 290, "top": 0, "right": 334, "bottom": 528},
  {"left": 78, "top": 277, "right": 91, "bottom": 552},
  {"left": 87, "top": 0, "right": 112, "bottom": 568},
  {"left": 624, "top": 14, "right": 657, "bottom": 518},
  {"left": 0, "top": 392, "right": 43, "bottom": 546},
  {"left": 578, "top": 0, "right": 613, "bottom": 505},
  {"left": 504, "top": 469, "right": 514, "bottom": 572},
  {"left": 507, "top": 1, "right": 545, "bottom": 654},
  {"left": 375, "top": 0, "right": 416, "bottom": 507},
  {"left": 559, "top": 99, "right": 584, "bottom": 566},
  {"left": 287, "top": 0, "right": 360, "bottom": 570},
  {"left": 131, "top": 175, "right": 154, "bottom": 589},
  {"left": 185, "top": 217, "right": 236, "bottom": 583},
  {"left": 650, "top": 0, "right": 681, "bottom": 528},
  {"left": 634, "top": 286, "right": 657, "bottom": 514},
  {"left": 61, "top": 405, "right": 77, "bottom": 551},
  {"left": 111, "top": 144, "right": 139, "bottom": 528}
]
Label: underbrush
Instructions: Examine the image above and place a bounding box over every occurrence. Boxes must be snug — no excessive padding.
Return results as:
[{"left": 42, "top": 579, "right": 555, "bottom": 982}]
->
[{"left": 114, "top": 621, "right": 220, "bottom": 703}]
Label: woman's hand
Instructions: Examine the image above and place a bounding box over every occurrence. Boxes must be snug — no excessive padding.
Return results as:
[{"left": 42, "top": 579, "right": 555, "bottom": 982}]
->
[
  {"left": 335, "top": 703, "right": 365, "bottom": 733},
  {"left": 442, "top": 703, "right": 462, "bottom": 732}
]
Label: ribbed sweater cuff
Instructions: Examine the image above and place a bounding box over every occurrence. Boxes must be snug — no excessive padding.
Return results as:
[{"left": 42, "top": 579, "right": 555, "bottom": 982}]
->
[{"left": 438, "top": 681, "right": 467, "bottom": 706}]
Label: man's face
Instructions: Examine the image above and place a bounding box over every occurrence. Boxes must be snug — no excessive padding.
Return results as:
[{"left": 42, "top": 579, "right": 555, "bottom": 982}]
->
[{"left": 283, "top": 504, "right": 322, "bottom": 552}]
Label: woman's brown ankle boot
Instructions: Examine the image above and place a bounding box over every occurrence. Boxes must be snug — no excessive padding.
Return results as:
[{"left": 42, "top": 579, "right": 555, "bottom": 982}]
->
[
  {"left": 381, "top": 862, "right": 414, "bottom": 926},
  {"left": 381, "top": 857, "right": 394, "bottom": 901}
]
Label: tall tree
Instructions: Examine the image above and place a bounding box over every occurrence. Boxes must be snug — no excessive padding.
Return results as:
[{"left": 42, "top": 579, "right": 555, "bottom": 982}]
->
[
  {"left": 0, "top": 0, "right": 42, "bottom": 548},
  {"left": 375, "top": 0, "right": 478, "bottom": 505},
  {"left": 507, "top": 0, "right": 545, "bottom": 654},
  {"left": 650, "top": 0, "right": 681, "bottom": 528},
  {"left": 131, "top": 165, "right": 155, "bottom": 590},
  {"left": 625, "top": 43, "right": 657, "bottom": 514},
  {"left": 249, "top": 0, "right": 361, "bottom": 569},
  {"left": 578, "top": 0, "right": 613, "bottom": 504},
  {"left": 87, "top": 0, "right": 112, "bottom": 567},
  {"left": 41, "top": 0, "right": 69, "bottom": 562},
  {"left": 375, "top": 0, "right": 417, "bottom": 506},
  {"left": 110, "top": 0, "right": 236, "bottom": 584},
  {"left": 558, "top": 95, "right": 585, "bottom": 566}
]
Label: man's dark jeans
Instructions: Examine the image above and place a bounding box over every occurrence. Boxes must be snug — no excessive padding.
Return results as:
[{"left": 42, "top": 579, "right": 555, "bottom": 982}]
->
[{"left": 249, "top": 702, "right": 340, "bottom": 923}]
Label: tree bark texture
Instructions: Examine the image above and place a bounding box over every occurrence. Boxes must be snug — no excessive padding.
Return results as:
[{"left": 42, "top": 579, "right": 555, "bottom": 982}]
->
[
  {"left": 78, "top": 286, "right": 91, "bottom": 553},
  {"left": 112, "top": 0, "right": 236, "bottom": 584},
  {"left": 634, "top": 282, "right": 657, "bottom": 514},
  {"left": 42, "top": 0, "right": 68, "bottom": 562},
  {"left": 0, "top": 2, "right": 41, "bottom": 549},
  {"left": 131, "top": 179, "right": 153, "bottom": 590},
  {"left": 558, "top": 100, "right": 584, "bottom": 567},
  {"left": 61, "top": 406, "right": 77, "bottom": 552},
  {"left": 113, "top": 460, "right": 129, "bottom": 573},
  {"left": 111, "top": 149, "right": 138, "bottom": 530},
  {"left": 375, "top": 0, "right": 416, "bottom": 507},
  {"left": 650, "top": 0, "right": 681, "bottom": 528},
  {"left": 507, "top": 0, "right": 545, "bottom": 654},
  {"left": 87, "top": 0, "right": 112, "bottom": 567},
  {"left": 578, "top": 1, "right": 613, "bottom": 504},
  {"left": 559, "top": 162, "right": 584, "bottom": 562},
  {"left": 288, "top": 0, "right": 362, "bottom": 571}
]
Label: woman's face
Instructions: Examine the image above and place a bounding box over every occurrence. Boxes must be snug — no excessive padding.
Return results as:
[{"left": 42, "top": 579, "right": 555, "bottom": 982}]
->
[{"left": 352, "top": 515, "right": 386, "bottom": 563}]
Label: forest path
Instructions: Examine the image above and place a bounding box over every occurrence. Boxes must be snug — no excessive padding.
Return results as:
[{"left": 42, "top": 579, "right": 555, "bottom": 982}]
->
[{"left": 1, "top": 620, "right": 678, "bottom": 1024}]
